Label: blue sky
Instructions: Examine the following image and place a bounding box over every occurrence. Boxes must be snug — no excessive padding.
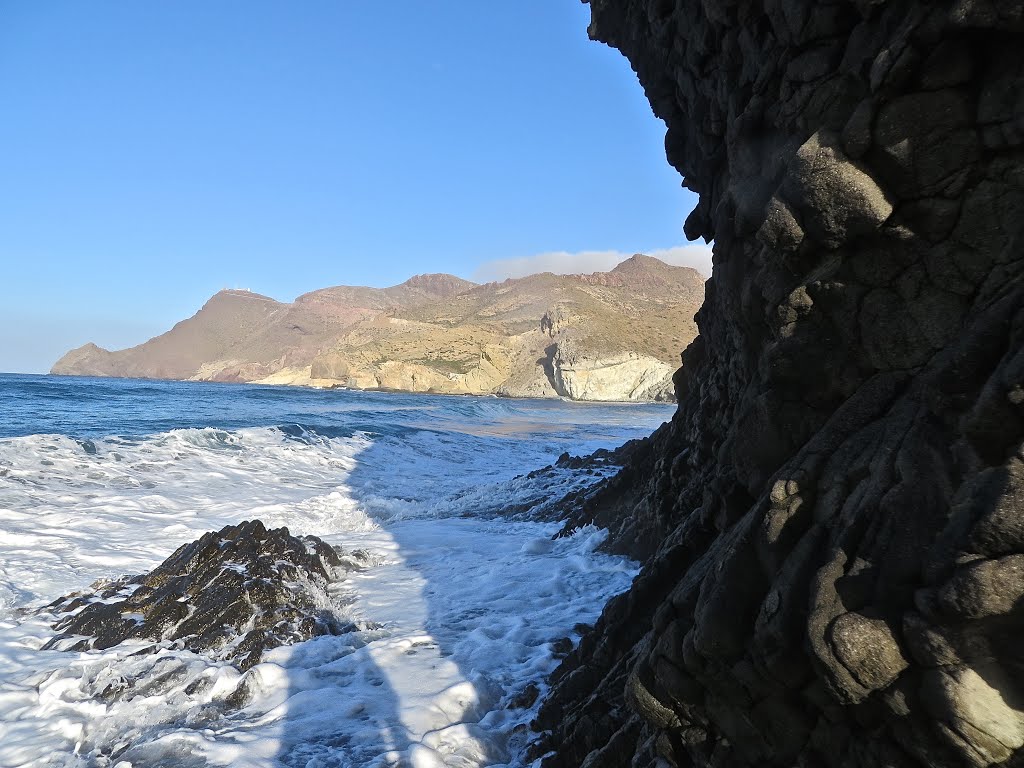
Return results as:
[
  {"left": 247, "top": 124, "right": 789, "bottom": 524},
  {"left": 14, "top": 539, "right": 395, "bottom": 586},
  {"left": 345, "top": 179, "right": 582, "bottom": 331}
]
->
[{"left": 0, "top": 2, "right": 704, "bottom": 373}]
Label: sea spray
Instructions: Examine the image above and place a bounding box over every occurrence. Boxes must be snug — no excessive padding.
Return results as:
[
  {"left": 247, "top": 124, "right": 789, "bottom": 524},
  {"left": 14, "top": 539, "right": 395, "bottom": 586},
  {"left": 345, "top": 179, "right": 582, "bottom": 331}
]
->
[{"left": 0, "top": 375, "right": 670, "bottom": 766}]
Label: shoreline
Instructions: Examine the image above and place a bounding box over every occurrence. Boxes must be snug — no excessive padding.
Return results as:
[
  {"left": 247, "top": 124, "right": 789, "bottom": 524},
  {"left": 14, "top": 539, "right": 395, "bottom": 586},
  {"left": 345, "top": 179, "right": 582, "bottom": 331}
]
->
[{"left": 35, "top": 371, "right": 678, "bottom": 406}]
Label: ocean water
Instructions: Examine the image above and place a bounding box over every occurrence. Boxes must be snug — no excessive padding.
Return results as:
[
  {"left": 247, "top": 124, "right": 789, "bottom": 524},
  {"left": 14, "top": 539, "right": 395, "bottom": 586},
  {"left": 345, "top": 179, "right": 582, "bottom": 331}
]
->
[{"left": 0, "top": 374, "right": 672, "bottom": 768}]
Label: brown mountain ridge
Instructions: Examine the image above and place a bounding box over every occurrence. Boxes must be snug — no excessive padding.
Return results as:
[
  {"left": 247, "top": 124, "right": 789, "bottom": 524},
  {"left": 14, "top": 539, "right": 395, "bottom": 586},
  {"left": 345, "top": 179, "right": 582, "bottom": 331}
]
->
[{"left": 51, "top": 255, "right": 705, "bottom": 402}]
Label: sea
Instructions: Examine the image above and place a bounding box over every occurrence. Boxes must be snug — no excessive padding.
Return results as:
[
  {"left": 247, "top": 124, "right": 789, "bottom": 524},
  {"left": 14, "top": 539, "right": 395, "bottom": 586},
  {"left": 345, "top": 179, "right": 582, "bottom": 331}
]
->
[{"left": 0, "top": 374, "right": 673, "bottom": 768}]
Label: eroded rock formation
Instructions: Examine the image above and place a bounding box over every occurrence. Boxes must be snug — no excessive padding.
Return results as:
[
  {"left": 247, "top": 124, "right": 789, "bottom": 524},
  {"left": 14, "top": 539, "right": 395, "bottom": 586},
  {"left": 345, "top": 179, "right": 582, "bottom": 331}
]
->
[
  {"left": 44, "top": 520, "right": 362, "bottom": 670},
  {"left": 535, "top": 0, "right": 1024, "bottom": 766}
]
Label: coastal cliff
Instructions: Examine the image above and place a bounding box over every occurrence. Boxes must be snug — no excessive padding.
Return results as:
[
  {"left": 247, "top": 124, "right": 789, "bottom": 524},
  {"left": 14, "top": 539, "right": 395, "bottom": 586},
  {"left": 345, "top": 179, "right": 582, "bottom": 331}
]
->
[
  {"left": 51, "top": 256, "right": 704, "bottom": 402},
  {"left": 534, "top": 1, "right": 1024, "bottom": 766}
]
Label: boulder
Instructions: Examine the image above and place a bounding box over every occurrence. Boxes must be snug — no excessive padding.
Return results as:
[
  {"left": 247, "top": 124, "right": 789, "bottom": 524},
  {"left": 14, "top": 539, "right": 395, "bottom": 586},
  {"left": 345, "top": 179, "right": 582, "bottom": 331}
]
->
[{"left": 44, "top": 520, "right": 362, "bottom": 670}]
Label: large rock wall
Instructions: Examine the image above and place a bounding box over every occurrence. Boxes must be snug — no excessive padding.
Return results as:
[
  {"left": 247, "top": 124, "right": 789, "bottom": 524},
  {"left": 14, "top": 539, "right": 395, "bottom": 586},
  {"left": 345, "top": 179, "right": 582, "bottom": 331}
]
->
[{"left": 535, "top": 1, "right": 1024, "bottom": 766}]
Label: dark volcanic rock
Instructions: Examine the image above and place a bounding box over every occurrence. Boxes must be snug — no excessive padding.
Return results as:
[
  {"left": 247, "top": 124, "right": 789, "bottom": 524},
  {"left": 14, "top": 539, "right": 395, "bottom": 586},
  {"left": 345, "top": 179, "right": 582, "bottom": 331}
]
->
[
  {"left": 536, "top": 1, "right": 1024, "bottom": 766},
  {"left": 44, "top": 520, "right": 359, "bottom": 670}
]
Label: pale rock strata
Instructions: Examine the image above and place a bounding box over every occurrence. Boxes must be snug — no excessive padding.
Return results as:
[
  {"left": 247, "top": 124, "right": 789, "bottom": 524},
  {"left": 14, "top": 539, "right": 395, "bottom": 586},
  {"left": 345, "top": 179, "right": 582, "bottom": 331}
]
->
[{"left": 551, "top": 343, "right": 675, "bottom": 402}]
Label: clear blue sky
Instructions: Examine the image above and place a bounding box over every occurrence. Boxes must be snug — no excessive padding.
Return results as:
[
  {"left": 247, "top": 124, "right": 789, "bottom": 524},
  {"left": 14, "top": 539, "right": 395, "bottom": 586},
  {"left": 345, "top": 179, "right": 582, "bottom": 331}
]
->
[{"left": 0, "top": 1, "right": 700, "bottom": 373}]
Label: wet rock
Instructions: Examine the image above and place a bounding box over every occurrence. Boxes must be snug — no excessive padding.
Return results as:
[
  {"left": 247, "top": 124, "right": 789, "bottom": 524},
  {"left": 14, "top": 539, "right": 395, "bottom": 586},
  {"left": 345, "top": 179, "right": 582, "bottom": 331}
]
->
[
  {"left": 511, "top": 681, "right": 541, "bottom": 710},
  {"left": 534, "top": 0, "right": 1024, "bottom": 766},
  {"left": 44, "top": 520, "right": 361, "bottom": 670}
]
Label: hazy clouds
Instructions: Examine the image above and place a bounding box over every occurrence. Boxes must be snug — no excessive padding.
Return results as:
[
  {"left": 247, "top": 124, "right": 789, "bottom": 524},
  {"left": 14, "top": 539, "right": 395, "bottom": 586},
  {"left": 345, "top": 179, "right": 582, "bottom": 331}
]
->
[{"left": 472, "top": 244, "right": 714, "bottom": 283}]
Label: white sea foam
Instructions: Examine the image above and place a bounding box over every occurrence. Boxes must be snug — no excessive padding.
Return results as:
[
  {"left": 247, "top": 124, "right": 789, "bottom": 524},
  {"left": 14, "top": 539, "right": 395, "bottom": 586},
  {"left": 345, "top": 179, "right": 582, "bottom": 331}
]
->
[{"left": 0, "top": 421, "right": 641, "bottom": 767}]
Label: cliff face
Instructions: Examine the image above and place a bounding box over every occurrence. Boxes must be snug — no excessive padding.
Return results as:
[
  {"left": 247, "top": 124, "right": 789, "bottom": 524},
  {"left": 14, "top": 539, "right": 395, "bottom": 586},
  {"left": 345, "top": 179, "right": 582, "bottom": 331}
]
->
[
  {"left": 536, "top": 1, "right": 1024, "bottom": 766},
  {"left": 550, "top": 341, "right": 676, "bottom": 402}
]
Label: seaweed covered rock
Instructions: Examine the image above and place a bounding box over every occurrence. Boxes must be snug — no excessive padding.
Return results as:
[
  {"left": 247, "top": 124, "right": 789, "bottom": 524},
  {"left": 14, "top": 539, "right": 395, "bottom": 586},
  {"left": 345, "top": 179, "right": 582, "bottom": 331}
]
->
[
  {"left": 44, "top": 520, "right": 360, "bottom": 670},
  {"left": 536, "top": 1, "right": 1024, "bottom": 766}
]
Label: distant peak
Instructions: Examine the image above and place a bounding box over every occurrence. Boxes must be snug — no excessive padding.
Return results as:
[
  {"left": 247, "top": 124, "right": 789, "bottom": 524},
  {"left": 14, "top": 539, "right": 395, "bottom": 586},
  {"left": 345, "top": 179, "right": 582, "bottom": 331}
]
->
[
  {"left": 64, "top": 341, "right": 111, "bottom": 355},
  {"left": 395, "top": 273, "right": 477, "bottom": 295},
  {"left": 611, "top": 254, "right": 664, "bottom": 272},
  {"left": 207, "top": 288, "right": 279, "bottom": 304}
]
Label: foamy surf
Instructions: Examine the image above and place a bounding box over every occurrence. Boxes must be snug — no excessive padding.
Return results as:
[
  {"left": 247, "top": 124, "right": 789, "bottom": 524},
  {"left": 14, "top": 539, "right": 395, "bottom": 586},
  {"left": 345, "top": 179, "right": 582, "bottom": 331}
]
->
[{"left": 0, "top": 376, "right": 671, "bottom": 767}]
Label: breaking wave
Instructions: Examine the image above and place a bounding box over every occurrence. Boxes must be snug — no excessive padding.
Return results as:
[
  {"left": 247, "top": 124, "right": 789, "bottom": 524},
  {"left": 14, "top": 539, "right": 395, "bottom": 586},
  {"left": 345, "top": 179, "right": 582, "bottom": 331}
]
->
[{"left": 0, "top": 376, "right": 672, "bottom": 767}]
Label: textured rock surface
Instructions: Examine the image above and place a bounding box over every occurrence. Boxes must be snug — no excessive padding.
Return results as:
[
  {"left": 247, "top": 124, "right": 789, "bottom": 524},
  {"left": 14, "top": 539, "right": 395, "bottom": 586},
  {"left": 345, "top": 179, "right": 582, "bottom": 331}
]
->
[
  {"left": 44, "top": 520, "right": 361, "bottom": 670},
  {"left": 551, "top": 340, "right": 676, "bottom": 402},
  {"left": 534, "top": 1, "right": 1024, "bottom": 766}
]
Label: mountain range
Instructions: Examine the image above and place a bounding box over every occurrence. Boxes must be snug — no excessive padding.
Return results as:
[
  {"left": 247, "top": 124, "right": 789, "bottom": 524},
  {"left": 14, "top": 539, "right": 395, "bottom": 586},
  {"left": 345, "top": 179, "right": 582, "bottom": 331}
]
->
[{"left": 51, "top": 254, "right": 706, "bottom": 401}]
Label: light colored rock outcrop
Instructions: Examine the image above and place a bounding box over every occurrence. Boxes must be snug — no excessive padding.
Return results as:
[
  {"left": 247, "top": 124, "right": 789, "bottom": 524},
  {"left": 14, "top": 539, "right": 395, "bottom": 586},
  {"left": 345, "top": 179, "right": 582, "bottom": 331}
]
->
[{"left": 551, "top": 343, "right": 675, "bottom": 402}]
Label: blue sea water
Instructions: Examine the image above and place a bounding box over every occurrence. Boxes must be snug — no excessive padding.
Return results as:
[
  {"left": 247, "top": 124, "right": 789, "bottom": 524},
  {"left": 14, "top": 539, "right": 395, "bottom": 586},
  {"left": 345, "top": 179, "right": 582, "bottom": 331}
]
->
[
  {"left": 0, "top": 372, "right": 670, "bottom": 444},
  {"left": 0, "top": 374, "right": 672, "bottom": 767}
]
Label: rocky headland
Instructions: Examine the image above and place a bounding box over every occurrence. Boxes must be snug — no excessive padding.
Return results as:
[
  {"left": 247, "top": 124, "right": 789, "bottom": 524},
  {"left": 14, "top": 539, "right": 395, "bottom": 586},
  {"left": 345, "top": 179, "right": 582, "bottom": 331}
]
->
[
  {"left": 50, "top": 255, "right": 705, "bottom": 403},
  {"left": 530, "top": 0, "right": 1024, "bottom": 766}
]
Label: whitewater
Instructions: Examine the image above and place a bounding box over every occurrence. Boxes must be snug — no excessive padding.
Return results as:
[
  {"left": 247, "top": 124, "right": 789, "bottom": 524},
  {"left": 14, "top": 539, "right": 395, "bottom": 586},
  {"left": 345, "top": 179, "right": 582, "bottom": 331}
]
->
[{"left": 0, "top": 374, "right": 672, "bottom": 768}]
